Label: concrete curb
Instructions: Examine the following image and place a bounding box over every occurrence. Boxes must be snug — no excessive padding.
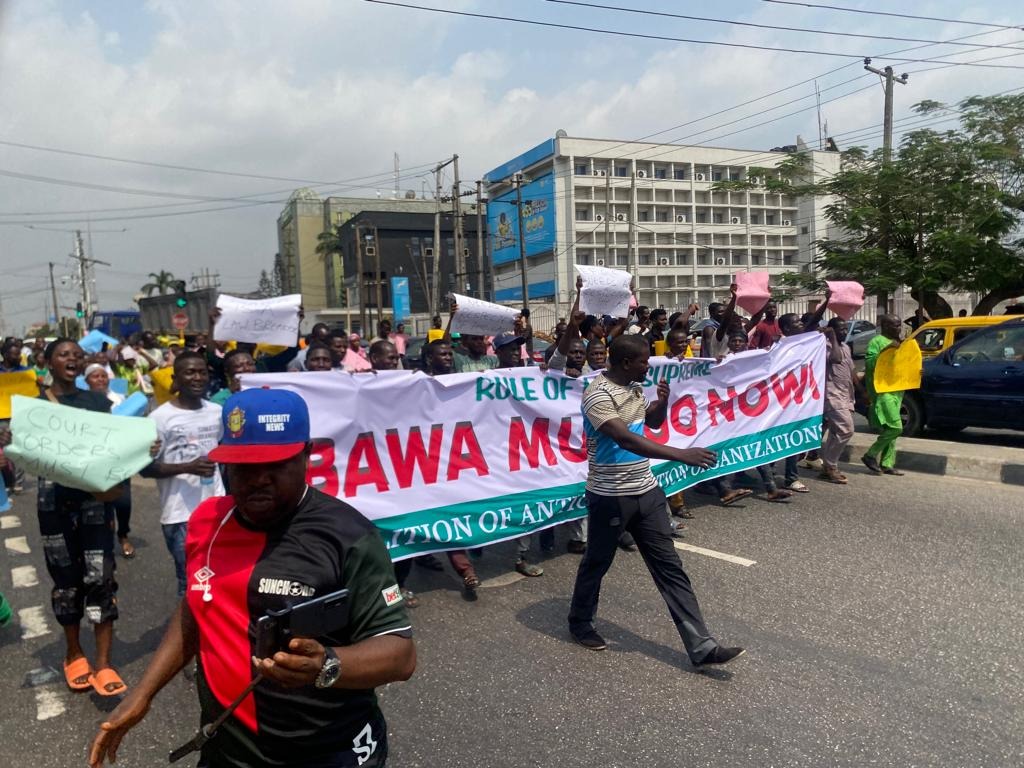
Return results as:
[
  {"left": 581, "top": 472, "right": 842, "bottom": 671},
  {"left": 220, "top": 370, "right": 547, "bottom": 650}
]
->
[{"left": 841, "top": 433, "right": 1024, "bottom": 486}]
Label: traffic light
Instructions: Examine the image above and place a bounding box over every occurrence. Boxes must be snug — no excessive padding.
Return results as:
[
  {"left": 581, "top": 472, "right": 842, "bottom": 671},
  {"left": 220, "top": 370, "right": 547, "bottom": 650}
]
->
[
  {"left": 75, "top": 302, "right": 84, "bottom": 318},
  {"left": 173, "top": 280, "right": 188, "bottom": 308}
]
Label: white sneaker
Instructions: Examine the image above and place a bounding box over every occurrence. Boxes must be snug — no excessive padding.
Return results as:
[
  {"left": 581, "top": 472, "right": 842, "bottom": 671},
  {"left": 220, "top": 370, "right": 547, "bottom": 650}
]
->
[{"left": 798, "top": 458, "right": 824, "bottom": 470}]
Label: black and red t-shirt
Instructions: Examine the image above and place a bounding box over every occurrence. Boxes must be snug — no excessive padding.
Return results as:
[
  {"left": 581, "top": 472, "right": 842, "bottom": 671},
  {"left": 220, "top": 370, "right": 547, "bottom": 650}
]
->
[{"left": 184, "top": 487, "right": 411, "bottom": 767}]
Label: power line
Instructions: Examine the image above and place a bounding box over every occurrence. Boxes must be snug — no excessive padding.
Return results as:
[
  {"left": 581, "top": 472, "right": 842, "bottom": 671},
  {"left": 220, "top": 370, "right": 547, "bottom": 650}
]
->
[
  {"left": 363, "top": 1, "right": 1024, "bottom": 69},
  {"left": 547, "top": 1, "right": 1024, "bottom": 52},
  {"left": 760, "top": 1, "right": 1024, "bottom": 30}
]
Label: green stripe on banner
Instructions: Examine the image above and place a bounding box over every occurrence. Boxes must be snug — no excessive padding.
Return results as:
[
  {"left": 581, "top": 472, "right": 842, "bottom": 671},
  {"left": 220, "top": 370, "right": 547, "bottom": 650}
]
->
[{"left": 379, "top": 416, "right": 822, "bottom": 560}]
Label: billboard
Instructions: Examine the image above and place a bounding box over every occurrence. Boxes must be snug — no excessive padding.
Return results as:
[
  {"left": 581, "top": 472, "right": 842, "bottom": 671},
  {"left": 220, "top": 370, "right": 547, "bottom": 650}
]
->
[
  {"left": 487, "top": 171, "right": 556, "bottom": 267},
  {"left": 390, "top": 276, "right": 410, "bottom": 323}
]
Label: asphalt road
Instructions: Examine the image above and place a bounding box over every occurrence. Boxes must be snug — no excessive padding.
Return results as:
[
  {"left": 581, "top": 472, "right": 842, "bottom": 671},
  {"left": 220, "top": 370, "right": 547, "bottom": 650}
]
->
[
  {"left": 1, "top": 465, "right": 1022, "bottom": 768},
  {"left": 852, "top": 414, "right": 1024, "bottom": 450}
]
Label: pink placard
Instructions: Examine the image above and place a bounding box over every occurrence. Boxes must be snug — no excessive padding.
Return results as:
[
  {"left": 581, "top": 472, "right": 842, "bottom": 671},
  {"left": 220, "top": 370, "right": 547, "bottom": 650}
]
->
[
  {"left": 826, "top": 280, "right": 864, "bottom": 320},
  {"left": 734, "top": 272, "right": 771, "bottom": 315}
]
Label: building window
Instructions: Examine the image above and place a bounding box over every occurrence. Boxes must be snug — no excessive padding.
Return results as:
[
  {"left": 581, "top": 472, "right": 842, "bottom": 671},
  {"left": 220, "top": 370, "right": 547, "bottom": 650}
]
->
[
  {"left": 712, "top": 171, "right": 723, "bottom": 181},
  {"left": 766, "top": 214, "right": 775, "bottom": 225},
  {"left": 696, "top": 213, "right": 707, "bottom": 224},
  {"left": 656, "top": 211, "right": 669, "bottom": 222},
  {"left": 801, "top": 225, "right": 809, "bottom": 235},
  {"left": 638, "top": 210, "right": 650, "bottom": 222},
  {"left": 712, "top": 213, "right": 724, "bottom": 224},
  {"left": 654, "top": 168, "right": 667, "bottom": 179},
  {"left": 575, "top": 163, "right": 588, "bottom": 175},
  {"left": 576, "top": 209, "right": 589, "bottom": 221},
  {"left": 615, "top": 166, "right": 628, "bottom": 177},
  {"left": 750, "top": 214, "right": 759, "bottom": 225},
  {"left": 673, "top": 169, "right": 687, "bottom": 180},
  {"left": 784, "top": 253, "right": 795, "bottom": 265}
]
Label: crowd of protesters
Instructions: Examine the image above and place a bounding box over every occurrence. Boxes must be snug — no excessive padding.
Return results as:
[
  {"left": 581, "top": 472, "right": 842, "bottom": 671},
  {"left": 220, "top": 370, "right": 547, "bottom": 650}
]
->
[{"left": 0, "top": 278, "right": 907, "bottom": 766}]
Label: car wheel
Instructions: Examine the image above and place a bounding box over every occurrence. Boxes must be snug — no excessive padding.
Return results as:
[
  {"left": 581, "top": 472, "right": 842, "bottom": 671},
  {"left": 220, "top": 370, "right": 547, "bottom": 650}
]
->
[{"left": 901, "top": 395, "right": 924, "bottom": 437}]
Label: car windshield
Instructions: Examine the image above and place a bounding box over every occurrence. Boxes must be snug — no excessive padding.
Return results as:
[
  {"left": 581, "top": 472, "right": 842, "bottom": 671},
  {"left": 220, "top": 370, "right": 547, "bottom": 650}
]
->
[{"left": 951, "top": 325, "right": 1024, "bottom": 365}]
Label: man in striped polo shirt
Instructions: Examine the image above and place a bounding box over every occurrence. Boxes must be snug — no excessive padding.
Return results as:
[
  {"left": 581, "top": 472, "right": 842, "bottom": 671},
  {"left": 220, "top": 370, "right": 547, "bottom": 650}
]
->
[{"left": 568, "top": 334, "right": 746, "bottom": 667}]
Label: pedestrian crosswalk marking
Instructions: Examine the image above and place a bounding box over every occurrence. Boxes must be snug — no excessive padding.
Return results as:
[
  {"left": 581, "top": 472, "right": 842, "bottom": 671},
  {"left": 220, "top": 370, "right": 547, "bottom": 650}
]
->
[
  {"left": 35, "top": 688, "right": 67, "bottom": 721},
  {"left": 5, "top": 536, "right": 30, "bottom": 554},
  {"left": 673, "top": 542, "right": 756, "bottom": 567},
  {"left": 11, "top": 565, "right": 39, "bottom": 588},
  {"left": 18, "top": 606, "right": 50, "bottom": 640},
  {"left": 0, "top": 515, "right": 19, "bottom": 529}
]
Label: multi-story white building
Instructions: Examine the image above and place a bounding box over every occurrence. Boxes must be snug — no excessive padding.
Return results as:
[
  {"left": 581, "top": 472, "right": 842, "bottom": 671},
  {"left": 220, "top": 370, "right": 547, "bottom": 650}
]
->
[{"left": 483, "top": 135, "right": 840, "bottom": 317}]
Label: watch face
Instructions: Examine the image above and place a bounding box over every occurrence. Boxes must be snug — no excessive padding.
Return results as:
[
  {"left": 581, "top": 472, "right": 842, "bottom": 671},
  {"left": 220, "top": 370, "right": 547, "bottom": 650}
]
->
[{"left": 317, "top": 657, "right": 341, "bottom": 689}]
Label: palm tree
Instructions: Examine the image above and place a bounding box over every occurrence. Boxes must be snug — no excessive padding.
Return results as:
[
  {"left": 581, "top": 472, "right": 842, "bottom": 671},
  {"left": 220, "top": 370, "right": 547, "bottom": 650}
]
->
[{"left": 141, "top": 270, "right": 176, "bottom": 296}]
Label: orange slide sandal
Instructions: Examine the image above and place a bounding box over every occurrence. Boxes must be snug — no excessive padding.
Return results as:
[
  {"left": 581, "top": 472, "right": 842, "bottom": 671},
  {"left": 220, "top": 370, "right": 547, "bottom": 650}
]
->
[
  {"left": 90, "top": 668, "right": 127, "bottom": 697},
  {"left": 63, "top": 657, "right": 93, "bottom": 692}
]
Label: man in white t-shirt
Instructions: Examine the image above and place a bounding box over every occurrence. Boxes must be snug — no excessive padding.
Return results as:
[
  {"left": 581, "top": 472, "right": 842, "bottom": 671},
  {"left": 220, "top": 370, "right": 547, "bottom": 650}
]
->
[{"left": 142, "top": 351, "right": 225, "bottom": 595}]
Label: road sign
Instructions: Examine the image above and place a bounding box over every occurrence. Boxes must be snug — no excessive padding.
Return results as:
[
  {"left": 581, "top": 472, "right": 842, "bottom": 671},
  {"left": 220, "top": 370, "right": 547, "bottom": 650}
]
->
[{"left": 171, "top": 312, "right": 188, "bottom": 330}]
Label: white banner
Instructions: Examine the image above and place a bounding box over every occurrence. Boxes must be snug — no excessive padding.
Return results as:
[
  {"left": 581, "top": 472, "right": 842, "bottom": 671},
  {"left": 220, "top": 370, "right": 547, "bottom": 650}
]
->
[
  {"left": 449, "top": 293, "right": 519, "bottom": 336},
  {"left": 245, "top": 334, "right": 825, "bottom": 559},
  {"left": 214, "top": 293, "right": 302, "bottom": 347},
  {"left": 576, "top": 265, "right": 632, "bottom": 318}
]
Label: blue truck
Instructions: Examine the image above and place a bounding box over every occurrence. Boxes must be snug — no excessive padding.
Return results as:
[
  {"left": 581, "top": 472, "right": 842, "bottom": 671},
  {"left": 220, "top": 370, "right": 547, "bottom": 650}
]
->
[{"left": 88, "top": 310, "right": 142, "bottom": 341}]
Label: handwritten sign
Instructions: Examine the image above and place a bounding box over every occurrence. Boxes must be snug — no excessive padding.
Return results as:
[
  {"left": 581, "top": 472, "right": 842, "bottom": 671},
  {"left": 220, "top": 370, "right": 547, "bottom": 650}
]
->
[
  {"left": 4, "top": 396, "right": 157, "bottom": 493},
  {"left": 576, "top": 265, "right": 632, "bottom": 318},
  {"left": 826, "top": 281, "right": 865, "bottom": 321},
  {"left": 79, "top": 329, "right": 119, "bottom": 355},
  {"left": 874, "top": 339, "right": 923, "bottom": 393},
  {"left": 213, "top": 293, "right": 302, "bottom": 347},
  {"left": 0, "top": 370, "right": 39, "bottom": 419},
  {"left": 450, "top": 293, "right": 519, "bottom": 337},
  {"left": 734, "top": 272, "right": 771, "bottom": 315}
]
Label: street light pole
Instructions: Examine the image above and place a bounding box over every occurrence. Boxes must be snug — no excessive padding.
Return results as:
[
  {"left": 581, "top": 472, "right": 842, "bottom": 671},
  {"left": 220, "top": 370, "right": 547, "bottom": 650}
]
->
[{"left": 515, "top": 173, "right": 529, "bottom": 310}]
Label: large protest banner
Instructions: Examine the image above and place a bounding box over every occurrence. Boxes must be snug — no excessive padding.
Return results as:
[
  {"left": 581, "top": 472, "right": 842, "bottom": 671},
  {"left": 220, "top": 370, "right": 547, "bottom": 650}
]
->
[
  {"left": 246, "top": 333, "right": 825, "bottom": 560},
  {"left": 4, "top": 396, "right": 157, "bottom": 493}
]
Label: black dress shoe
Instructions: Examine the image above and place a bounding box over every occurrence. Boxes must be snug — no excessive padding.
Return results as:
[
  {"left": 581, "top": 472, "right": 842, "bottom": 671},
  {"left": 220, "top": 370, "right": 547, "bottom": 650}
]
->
[
  {"left": 694, "top": 646, "right": 746, "bottom": 667},
  {"left": 571, "top": 629, "right": 608, "bottom": 651},
  {"left": 860, "top": 454, "right": 883, "bottom": 475}
]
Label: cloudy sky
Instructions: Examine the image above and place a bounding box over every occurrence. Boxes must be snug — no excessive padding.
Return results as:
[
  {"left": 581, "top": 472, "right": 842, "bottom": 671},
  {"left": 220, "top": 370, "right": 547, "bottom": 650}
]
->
[{"left": 1, "top": 0, "right": 1020, "bottom": 334}]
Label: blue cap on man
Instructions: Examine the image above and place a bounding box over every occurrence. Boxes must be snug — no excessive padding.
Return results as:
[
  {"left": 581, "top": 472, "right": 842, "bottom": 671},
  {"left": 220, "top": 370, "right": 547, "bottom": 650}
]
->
[{"left": 208, "top": 388, "right": 310, "bottom": 464}]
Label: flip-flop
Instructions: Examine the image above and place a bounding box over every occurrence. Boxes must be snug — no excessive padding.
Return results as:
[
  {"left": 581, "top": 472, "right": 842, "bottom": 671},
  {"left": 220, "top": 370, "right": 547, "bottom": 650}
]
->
[
  {"left": 90, "top": 667, "right": 127, "bottom": 697},
  {"left": 119, "top": 538, "right": 136, "bottom": 559},
  {"left": 63, "top": 657, "right": 93, "bottom": 692},
  {"left": 719, "top": 489, "right": 753, "bottom": 506}
]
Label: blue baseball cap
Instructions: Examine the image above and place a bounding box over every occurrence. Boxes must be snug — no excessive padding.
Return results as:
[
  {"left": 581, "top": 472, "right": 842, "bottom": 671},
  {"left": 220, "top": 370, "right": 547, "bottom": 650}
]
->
[
  {"left": 209, "top": 388, "right": 310, "bottom": 464},
  {"left": 492, "top": 332, "right": 525, "bottom": 349}
]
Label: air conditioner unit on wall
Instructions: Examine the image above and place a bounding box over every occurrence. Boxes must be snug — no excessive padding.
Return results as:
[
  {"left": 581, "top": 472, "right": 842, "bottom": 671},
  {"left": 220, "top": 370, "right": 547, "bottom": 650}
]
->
[
  {"left": 748, "top": 176, "right": 761, "bottom": 185},
  {"left": 595, "top": 214, "right": 605, "bottom": 222},
  {"left": 715, "top": 257, "right": 727, "bottom": 266},
  {"left": 615, "top": 213, "right": 626, "bottom": 221},
  {"left": 637, "top": 170, "right": 648, "bottom": 178},
  {"left": 730, "top": 217, "right": 741, "bottom": 225},
  {"left": 695, "top": 173, "right": 706, "bottom": 182},
  {"left": 783, "top": 219, "right": 792, "bottom": 226},
  {"left": 658, "top": 257, "right": 670, "bottom": 266},
  {"left": 596, "top": 259, "right": 606, "bottom": 266},
  {"left": 593, "top": 169, "right": 607, "bottom": 177},
  {"left": 676, "top": 214, "right": 687, "bottom": 223}
]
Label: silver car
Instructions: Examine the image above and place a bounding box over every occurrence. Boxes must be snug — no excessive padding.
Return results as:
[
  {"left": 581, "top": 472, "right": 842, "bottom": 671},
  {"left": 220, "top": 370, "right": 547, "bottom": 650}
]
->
[{"left": 845, "top": 319, "right": 878, "bottom": 359}]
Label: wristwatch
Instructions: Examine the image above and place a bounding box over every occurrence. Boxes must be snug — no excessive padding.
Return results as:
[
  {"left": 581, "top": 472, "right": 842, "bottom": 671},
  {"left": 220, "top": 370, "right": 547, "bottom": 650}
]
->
[{"left": 314, "top": 646, "right": 342, "bottom": 689}]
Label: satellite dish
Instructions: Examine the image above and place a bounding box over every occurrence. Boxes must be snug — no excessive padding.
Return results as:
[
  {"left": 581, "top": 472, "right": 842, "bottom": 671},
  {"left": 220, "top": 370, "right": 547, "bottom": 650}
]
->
[{"left": 555, "top": 128, "right": 568, "bottom": 138}]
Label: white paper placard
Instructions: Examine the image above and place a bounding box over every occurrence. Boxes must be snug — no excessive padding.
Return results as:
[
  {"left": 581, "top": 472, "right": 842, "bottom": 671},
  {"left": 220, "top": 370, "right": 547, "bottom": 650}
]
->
[
  {"left": 576, "top": 265, "right": 632, "bottom": 318},
  {"left": 450, "top": 293, "right": 519, "bottom": 336},
  {"left": 213, "top": 293, "right": 302, "bottom": 346}
]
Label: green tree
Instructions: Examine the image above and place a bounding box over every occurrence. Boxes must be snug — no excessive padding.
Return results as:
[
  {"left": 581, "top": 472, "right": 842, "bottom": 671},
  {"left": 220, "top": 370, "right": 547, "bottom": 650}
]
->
[
  {"left": 756, "top": 95, "right": 1024, "bottom": 316},
  {"left": 141, "top": 270, "right": 177, "bottom": 296},
  {"left": 315, "top": 225, "right": 348, "bottom": 308}
]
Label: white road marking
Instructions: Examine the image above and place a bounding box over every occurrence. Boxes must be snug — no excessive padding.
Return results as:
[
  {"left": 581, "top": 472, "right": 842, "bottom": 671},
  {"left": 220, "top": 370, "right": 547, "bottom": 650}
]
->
[
  {"left": 479, "top": 572, "right": 525, "bottom": 589},
  {"left": 674, "top": 542, "right": 757, "bottom": 567},
  {"left": 0, "top": 515, "right": 20, "bottom": 529},
  {"left": 11, "top": 565, "right": 39, "bottom": 588},
  {"left": 35, "top": 689, "right": 66, "bottom": 721},
  {"left": 18, "top": 606, "right": 50, "bottom": 640},
  {"left": 5, "top": 536, "right": 30, "bottom": 554}
]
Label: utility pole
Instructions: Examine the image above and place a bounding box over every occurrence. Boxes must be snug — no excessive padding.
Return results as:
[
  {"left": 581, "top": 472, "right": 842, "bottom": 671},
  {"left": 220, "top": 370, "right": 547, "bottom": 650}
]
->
[
  {"left": 864, "top": 58, "right": 909, "bottom": 312},
  {"left": 452, "top": 155, "right": 467, "bottom": 294},
  {"left": 514, "top": 173, "right": 529, "bottom": 309},
  {"left": 629, "top": 170, "right": 638, "bottom": 276},
  {"left": 604, "top": 170, "right": 611, "bottom": 265},
  {"left": 371, "top": 224, "right": 383, "bottom": 330},
  {"left": 430, "top": 156, "right": 457, "bottom": 315},
  {"left": 475, "top": 180, "right": 486, "bottom": 299},
  {"left": 355, "top": 223, "right": 366, "bottom": 335},
  {"left": 49, "top": 262, "right": 62, "bottom": 335}
]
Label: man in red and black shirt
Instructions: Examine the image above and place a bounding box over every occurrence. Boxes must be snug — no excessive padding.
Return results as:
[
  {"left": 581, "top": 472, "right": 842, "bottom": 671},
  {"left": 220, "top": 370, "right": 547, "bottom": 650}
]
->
[{"left": 90, "top": 388, "right": 415, "bottom": 768}]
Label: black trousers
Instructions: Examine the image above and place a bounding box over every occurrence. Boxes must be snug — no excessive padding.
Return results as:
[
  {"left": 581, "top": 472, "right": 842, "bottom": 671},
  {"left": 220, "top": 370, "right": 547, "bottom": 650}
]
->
[{"left": 568, "top": 486, "right": 717, "bottom": 663}]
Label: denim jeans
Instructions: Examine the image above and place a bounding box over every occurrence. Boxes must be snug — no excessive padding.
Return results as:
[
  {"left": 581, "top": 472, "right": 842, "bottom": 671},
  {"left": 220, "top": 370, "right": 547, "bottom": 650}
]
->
[{"left": 162, "top": 522, "right": 188, "bottom": 597}]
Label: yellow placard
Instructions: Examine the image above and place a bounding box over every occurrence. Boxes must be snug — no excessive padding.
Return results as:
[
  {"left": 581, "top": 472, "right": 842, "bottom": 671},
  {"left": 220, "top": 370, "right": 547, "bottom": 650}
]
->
[
  {"left": 874, "top": 339, "right": 923, "bottom": 393},
  {"left": 653, "top": 339, "right": 668, "bottom": 356},
  {"left": 427, "top": 329, "right": 445, "bottom": 343},
  {"left": 0, "top": 370, "right": 40, "bottom": 419},
  {"left": 150, "top": 366, "right": 176, "bottom": 406},
  {"left": 684, "top": 344, "right": 694, "bottom": 358}
]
